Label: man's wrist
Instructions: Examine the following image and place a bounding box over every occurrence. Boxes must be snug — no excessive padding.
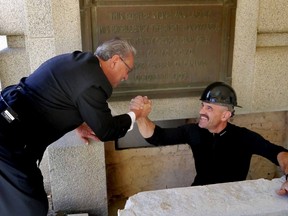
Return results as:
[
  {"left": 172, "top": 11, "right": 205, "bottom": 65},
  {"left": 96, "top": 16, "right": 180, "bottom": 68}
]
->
[{"left": 127, "top": 111, "right": 136, "bottom": 131}]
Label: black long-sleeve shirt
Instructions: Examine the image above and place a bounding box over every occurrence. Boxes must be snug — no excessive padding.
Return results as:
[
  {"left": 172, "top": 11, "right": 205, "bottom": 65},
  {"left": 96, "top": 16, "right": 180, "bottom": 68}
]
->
[{"left": 146, "top": 123, "right": 287, "bottom": 186}]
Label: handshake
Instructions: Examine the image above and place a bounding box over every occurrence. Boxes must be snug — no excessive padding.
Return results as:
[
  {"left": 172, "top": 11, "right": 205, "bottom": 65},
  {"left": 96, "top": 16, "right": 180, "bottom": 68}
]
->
[
  {"left": 75, "top": 95, "right": 153, "bottom": 144},
  {"left": 129, "top": 95, "right": 152, "bottom": 120}
]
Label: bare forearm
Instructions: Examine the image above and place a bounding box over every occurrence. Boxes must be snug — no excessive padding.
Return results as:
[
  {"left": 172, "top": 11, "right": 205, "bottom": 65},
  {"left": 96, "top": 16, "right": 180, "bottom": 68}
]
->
[
  {"left": 129, "top": 95, "right": 154, "bottom": 138},
  {"left": 137, "top": 117, "right": 155, "bottom": 138}
]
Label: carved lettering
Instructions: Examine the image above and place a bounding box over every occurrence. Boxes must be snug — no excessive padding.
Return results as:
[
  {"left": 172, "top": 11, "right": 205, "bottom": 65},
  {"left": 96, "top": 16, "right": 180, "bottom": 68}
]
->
[{"left": 92, "top": 2, "right": 235, "bottom": 97}]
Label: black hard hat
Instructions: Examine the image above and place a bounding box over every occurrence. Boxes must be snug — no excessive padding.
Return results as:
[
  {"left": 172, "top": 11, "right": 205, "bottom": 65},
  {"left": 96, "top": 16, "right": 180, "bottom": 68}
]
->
[{"left": 200, "top": 82, "right": 242, "bottom": 108}]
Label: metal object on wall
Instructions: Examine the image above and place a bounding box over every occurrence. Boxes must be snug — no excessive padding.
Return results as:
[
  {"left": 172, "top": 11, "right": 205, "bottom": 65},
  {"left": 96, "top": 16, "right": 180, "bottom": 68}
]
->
[{"left": 80, "top": 0, "right": 237, "bottom": 100}]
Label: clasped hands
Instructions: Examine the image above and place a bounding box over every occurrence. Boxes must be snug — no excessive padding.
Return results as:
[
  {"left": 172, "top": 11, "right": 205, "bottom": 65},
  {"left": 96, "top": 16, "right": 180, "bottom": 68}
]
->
[
  {"left": 75, "top": 95, "right": 152, "bottom": 144},
  {"left": 129, "top": 95, "right": 152, "bottom": 119}
]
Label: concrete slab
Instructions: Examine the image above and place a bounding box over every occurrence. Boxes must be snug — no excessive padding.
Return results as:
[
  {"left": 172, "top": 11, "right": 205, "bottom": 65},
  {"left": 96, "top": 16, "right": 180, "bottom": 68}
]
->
[{"left": 118, "top": 177, "right": 288, "bottom": 216}]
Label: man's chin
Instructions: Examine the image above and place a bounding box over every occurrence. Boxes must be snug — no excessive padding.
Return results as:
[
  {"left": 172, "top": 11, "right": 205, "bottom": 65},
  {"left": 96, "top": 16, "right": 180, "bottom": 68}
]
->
[{"left": 198, "top": 122, "right": 206, "bottom": 129}]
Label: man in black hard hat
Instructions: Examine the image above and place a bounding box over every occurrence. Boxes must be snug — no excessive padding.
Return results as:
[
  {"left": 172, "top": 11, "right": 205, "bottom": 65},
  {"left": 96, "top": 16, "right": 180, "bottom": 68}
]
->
[
  {"left": 197, "top": 82, "right": 241, "bottom": 133},
  {"left": 130, "top": 81, "right": 288, "bottom": 194}
]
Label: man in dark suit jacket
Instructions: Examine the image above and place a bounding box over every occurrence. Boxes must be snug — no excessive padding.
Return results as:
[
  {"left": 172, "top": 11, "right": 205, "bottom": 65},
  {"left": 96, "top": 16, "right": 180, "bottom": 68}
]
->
[{"left": 0, "top": 37, "right": 147, "bottom": 216}]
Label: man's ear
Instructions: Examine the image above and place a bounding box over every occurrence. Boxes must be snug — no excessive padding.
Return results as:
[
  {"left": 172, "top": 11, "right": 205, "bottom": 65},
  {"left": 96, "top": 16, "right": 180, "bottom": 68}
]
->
[
  {"left": 110, "top": 55, "right": 119, "bottom": 69},
  {"left": 222, "top": 110, "right": 232, "bottom": 121}
]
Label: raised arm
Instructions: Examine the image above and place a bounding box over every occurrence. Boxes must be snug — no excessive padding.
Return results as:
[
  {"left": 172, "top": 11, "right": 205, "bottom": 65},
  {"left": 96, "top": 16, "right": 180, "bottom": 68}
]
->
[
  {"left": 129, "top": 96, "right": 155, "bottom": 138},
  {"left": 76, "top": 95, "right": 152, "bottom": 144},
  {"left": 137, "top": 116, "right": 156, "bottom": 138}
]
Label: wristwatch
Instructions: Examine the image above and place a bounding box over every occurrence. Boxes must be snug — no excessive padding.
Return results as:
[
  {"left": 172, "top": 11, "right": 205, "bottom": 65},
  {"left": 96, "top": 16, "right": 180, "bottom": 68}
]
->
[{"left": 286, "top": 174, "right": 288, "bottom": 181}]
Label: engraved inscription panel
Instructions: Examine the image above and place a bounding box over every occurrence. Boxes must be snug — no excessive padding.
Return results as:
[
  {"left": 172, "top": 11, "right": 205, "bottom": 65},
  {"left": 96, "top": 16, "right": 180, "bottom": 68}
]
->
[{"left": 81, "top": 1, "right": 236, "bottom": 98}]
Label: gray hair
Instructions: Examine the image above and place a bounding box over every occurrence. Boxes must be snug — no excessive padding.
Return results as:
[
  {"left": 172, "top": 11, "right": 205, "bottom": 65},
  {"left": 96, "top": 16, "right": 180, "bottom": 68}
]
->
[{"left": 95, "top": 37, "right": 136, "bottom": 61}]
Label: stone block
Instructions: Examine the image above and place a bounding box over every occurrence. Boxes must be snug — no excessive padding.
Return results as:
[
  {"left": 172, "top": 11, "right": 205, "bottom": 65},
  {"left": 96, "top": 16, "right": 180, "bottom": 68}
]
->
[
  {"left": 0, "top": 0, "right": 25, "bottom": 34},
  {"left": 24, "top": 0, "right": 54, "bottom": 37},
  {"left": 0, "top": 47, "right": 30, "bottom": 88},
  {"left": 258, "top": 0, "right": 288, "bottom": 32},
  {"left": 253, "top": 47, "right": 288, "bottom": 112},
  {"left": 48, "top": 132, "right": 108, "bottom": 216},
  {"left": 118, "top": 178, "right": 288, "bottom": 216}
]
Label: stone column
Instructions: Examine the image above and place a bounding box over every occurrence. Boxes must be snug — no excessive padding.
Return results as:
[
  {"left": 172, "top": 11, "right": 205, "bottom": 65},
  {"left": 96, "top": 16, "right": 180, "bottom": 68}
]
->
[{"left": 48, "top": 132, "right": 108, "bottom": 215}]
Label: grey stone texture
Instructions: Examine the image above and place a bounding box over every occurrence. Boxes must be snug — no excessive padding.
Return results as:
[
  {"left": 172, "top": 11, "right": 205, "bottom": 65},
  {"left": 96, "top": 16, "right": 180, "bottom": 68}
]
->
[
  {"left": 48, "top": 132, "right": 108, "bottom": 216},
  {"left": 118, "top": 177, "right": 288, "bottom": 216}
]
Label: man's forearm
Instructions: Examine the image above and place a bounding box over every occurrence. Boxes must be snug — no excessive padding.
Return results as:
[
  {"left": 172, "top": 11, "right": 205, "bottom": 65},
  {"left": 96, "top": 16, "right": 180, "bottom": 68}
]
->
[{"left": 137, "top": 117, "right": 155, "bottom": 138}]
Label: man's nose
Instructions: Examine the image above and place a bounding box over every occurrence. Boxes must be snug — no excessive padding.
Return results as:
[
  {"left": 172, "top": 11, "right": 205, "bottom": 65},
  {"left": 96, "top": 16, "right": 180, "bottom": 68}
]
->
[{"left": 199, "top": 106, "right": 205, "bottom": 114}]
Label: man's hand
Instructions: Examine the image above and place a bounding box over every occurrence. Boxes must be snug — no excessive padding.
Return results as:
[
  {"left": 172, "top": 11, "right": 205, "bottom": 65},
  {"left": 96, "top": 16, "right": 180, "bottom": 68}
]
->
[
  {"left": 129, "top": 95, "right": 144, "bottom": 110},
  {"left": 276, "top": 176, "right": 288, "bottom": 196},
  {"left": 75, "top": 122, "right": 100, "bottom": 145},
  {"left": 276, "top": 152, "right": 288, "bottom": 195},
  {"left": 129, "top": 96, "right": 152, "bottom": 119}
]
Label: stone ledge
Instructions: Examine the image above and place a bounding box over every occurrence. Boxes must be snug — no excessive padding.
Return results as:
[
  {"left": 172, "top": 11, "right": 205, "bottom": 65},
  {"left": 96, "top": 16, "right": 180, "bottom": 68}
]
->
[{"left": 118, "top": 177, "right": 288, "bottom": 216}]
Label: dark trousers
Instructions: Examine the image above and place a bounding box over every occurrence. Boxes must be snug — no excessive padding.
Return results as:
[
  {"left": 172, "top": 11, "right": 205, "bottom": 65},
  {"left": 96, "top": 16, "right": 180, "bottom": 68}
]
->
[{"left": 0, "top": 100, "right": 48, "bottom": 216}]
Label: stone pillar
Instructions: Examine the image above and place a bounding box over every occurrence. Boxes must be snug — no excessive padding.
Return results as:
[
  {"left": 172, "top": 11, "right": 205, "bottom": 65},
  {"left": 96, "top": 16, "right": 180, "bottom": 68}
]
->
[
  {"left": 24, "top": 0, "right": 82, "bottom": 72},
  {"left": 48, "top": 131, "right": 108, "bottom": 216}
]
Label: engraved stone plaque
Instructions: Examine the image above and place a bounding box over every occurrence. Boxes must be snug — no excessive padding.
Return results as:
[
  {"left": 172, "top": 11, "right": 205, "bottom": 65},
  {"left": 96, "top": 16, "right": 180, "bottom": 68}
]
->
[{"left": 80, "top": 0, "right": 236, "bottom": 99}]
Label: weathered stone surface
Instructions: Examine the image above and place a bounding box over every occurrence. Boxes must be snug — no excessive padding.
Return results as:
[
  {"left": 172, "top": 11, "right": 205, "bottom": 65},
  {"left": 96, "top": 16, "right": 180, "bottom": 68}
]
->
[{"left": 118, "top": 178, "right": 288, "bottom": 216}]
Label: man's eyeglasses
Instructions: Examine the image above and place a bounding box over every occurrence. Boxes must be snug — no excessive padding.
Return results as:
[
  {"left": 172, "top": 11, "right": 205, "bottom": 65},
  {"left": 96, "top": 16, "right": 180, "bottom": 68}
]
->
[{"left": 119, "top": 56, "right": 133, "bottom": 73}]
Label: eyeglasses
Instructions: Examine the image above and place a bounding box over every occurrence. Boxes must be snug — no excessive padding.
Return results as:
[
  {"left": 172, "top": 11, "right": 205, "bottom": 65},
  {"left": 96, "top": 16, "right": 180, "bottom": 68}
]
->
[{"left": 119, "top": 56, "right": 133, "bottom": 73}]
